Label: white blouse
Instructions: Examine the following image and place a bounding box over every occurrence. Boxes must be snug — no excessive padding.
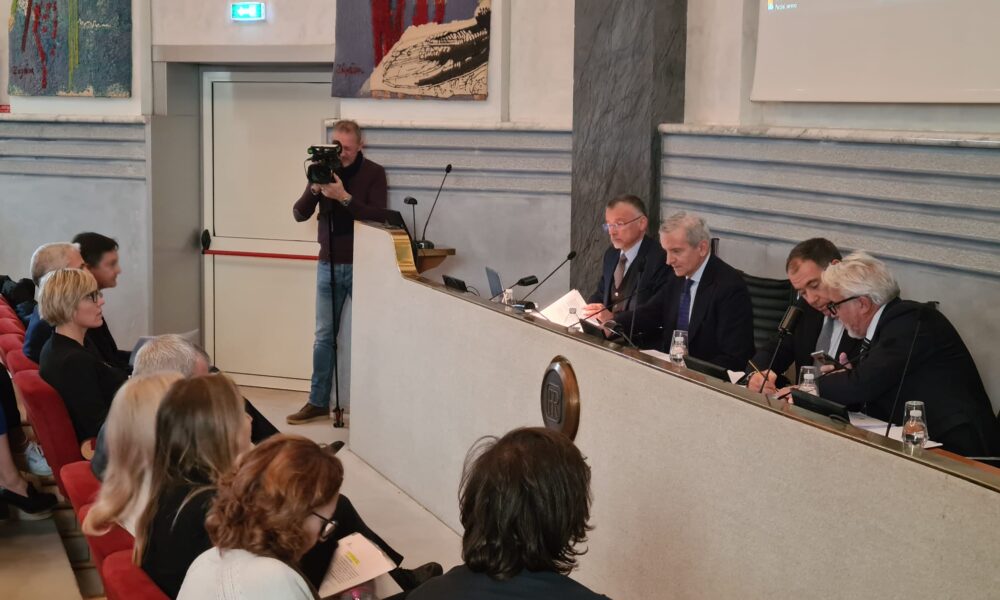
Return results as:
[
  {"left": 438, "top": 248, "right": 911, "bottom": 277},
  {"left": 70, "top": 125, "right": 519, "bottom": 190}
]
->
[{"left": 177, "top": 548, "right": 314, "bottom": 600}]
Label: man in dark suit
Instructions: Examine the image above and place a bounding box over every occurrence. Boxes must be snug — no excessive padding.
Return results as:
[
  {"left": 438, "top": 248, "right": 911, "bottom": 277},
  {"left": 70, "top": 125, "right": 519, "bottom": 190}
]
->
[
  {"left": 816, "top": 252, "right": 1000, "bottom": 457},
  {"left": 602, "top": 212, "right": 755, "bottom": 371},
  {"left": 581, "top": 194, "right": 669, "bottom": 320},
  {"left": 748, "top": 238, "right": 862, "bottom": 393}
]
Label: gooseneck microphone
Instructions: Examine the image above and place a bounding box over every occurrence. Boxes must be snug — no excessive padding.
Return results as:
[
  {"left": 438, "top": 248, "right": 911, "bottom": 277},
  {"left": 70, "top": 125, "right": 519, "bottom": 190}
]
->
[
  {"left": 520, "top": 251, "right": 578, "bottom": 307},
  {"left": 489, "top": 275, "right": 538, "bottom": 301},
  {"left": 883, "top": 301, "right": 938, "bottom": 437},
  {"left": 626, "top": 257, "right": 647, "bottom": 347},
  {"left": 416, "top": 164, "right": 453, "bottom": 249},
  {"left": 403, "top": 196, "right": 419, "bottom": 239},
  {"left": 758, "top": 298, "right": 806, "bottom": 393}
]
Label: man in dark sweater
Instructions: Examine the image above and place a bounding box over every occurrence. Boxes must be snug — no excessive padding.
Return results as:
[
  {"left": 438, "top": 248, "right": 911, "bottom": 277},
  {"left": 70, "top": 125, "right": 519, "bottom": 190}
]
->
[{"left": 287, "top": 120, "right": 388, "bottom": 424}]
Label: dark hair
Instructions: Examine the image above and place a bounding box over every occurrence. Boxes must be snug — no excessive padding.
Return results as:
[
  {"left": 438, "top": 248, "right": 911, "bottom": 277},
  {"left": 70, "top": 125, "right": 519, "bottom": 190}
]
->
[
  {"left": 72, "top": 232, "right": 119, "bottom": 267},
  {"left": 460, "top": 427, "right": 592, "bottom": 580},
  {"left": 207, "top": 435, "right": 344, "bottom": 563},
  {"left": 606, "top": 194, "right": 648, "bottom": 218},
  {"left": 785, "top": 238, "right": 842, "bottom": 271}
]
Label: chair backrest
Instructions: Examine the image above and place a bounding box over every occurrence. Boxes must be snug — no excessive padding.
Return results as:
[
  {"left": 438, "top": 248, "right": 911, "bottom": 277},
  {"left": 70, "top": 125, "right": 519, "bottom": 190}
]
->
[
  {"left": 4, "top": 348, "right": 38, "bottom": 373},
  {"left": 12, "top": 370, "right": 82, "bottom": 494},
  {"left": 0, "top": 317, "right": 25, "bottom": 336},
  {"left": 0, "top": 333, "right": 24, "bottom": 359},
  {"left": 102, "top": 549, "right": 169, "bottom": 600},
  {"left": 740, "top": 272, "right": 797, "bottom": 349}
]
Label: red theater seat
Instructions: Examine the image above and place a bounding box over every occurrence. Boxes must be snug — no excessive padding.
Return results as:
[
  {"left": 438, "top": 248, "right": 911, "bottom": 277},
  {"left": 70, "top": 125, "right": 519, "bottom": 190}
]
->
[
  {"left": 78, "top": 503, "right": 136, "bottom": 575},
  {"left": 0, "top": 333, "right": 23, "bottom": 358},
  {"left": 0, "top": 317, "right": 24, "bottom": 335},
  {"left": 61, "top": 461, "right": 101, "bottom": 514},
  {"left": 102, "top": 549, "right": 169, "bottom": 600},
  {"left": 12, "top": 371, "right": 82, "bottom": 496},
  {"left": 4, "top": 348, "right": 38, "bottom": 373}
]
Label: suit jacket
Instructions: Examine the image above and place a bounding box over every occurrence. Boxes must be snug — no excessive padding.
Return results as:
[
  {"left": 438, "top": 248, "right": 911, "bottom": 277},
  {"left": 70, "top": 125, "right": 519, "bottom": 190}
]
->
[
  {"left": 587, "top": 236, "right": 670, "bottom": 313},
  {"left": 819, "top": 299, "right": 1000, "bottom": 457},
  {"left": 750, "top": 301, "right": 862, "bottom": 386},
  {"left": 619, "top": 254, "right": 755, "bottom": 371}
]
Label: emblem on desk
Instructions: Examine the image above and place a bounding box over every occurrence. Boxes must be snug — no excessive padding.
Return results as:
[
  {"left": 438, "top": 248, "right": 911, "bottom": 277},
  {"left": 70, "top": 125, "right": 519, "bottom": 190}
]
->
[{"left": 541, "top": 356, "right": 580, "bottom": 441}]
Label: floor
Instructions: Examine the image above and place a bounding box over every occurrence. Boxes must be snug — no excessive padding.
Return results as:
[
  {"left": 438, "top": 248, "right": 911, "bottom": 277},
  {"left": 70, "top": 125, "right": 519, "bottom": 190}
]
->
[{"left": 0, "top": 386, "right": 462, "bottom": 599}]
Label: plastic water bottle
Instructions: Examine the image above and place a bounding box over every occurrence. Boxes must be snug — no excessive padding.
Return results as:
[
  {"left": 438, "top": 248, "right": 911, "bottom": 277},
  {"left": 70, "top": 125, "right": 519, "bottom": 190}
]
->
[
  {"left": 669, "top": 330, "right": 688, "bottom": 366},
  {"left": 902, "top": 401, "right": 928, "bottom": 449},
  {"left": 798, "top": 371, "right": 819, "bottom": 395}
]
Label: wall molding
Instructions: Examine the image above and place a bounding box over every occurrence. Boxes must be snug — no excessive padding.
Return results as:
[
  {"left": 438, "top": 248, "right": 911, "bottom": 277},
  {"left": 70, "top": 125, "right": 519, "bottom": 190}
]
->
[{"left": 0, "top": 121, "right": 147, "bottom": 180}]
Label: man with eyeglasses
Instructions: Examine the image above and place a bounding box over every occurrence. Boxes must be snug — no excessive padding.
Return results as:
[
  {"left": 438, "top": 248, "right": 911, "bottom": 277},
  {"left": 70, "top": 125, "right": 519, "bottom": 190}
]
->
[
  {"left": 816, "top": 251, "right": 1000, "bottom": 457},
  {"left": 580, "top": 195, "right": 669, "bottom": 324},
  {"left": 747, "top": 238, "right": 862, "bottom": 394},
  {"left": 599, "top": 211, "right": 754, "bottom": 371}
]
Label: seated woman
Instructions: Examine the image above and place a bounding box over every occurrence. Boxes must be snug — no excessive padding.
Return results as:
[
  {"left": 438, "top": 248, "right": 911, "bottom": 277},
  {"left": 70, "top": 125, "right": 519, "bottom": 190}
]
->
[
  {"left": 408, "top": 427, "right": 609, "bottom": 600},
  {"left": 37, "top": 268, "right": 127, "bottom": 441},
  {"left": 178, "top": 434, "right": 343, "bottom": 599},
  {"left": 81, "top": 372, "right": 183, "bottom": 537}
]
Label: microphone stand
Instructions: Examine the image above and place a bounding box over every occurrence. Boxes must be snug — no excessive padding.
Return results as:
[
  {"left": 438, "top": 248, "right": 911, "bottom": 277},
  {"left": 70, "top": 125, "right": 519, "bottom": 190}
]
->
[
  {"left": 759, "top": 332, "right": 790, "bottom": 394},
  {"left": 417, "top": 164, "right": 452, "bottom": 249},
  {"left": 883, "top": 301, "right": 936, "bottom": 437},
  {"left": 626, "top": 258, "right": 646, "bottom": 348},
  {"left": 325, "top": 192, "right": 345, "bottom": 429}
]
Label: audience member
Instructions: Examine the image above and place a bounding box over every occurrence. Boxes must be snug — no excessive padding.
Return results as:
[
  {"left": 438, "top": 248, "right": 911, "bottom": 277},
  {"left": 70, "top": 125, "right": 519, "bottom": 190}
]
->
[
  {"left": 37, "top": 269, "right": 127, "bottom": 441},
  {"left": 178, "top": 435, "right": 343, "bottom": 599},
  {"left": 23, "top": 242, "right": 84, "bottom": 362},
  {"left": 601, "top": 211, "right": 755, "bottom": 370},
  {"left": 0, "top": 405, "right": 58, "bottom": 518},
  {"left": 409, "top": 427, "right": 608, "bottom": 600},
  {"left": 816, "top": 252, "right": 1000, "bottom": 456},
  {"left": 81, "top": 372, "right": 184, "bottom": 537},
  {"left": 581, "top": 194, "right": 670, "bottom": 321},
  {"left": 136, "top": 373, "right": 251, "bottom": 599},
  {"left": 747, "top": 238, "right": 862, "bottom": 392},
  {"left": 72, "top": 232, "right": 130, "bottom": 369}
]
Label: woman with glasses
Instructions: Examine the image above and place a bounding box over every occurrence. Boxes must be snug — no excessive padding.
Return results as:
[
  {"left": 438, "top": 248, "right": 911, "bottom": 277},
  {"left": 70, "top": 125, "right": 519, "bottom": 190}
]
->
[
  {"left": 178, "top": 435, "right": 343, "bottom": 600},
  {"left": 37, "top": 268, "right": 127, "bottom": 441}
]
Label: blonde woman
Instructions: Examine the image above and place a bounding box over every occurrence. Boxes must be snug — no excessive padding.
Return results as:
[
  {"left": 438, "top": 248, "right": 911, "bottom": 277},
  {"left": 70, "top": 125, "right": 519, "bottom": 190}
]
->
[
  {"left": 37, "top": 268, "right": 127, "bottom": 440},
  {"left": 134, "top": 373, "right": 252, "bottom": 599},
  {"left": 81, "top": 372, "right": 184, "bottom": 537}
]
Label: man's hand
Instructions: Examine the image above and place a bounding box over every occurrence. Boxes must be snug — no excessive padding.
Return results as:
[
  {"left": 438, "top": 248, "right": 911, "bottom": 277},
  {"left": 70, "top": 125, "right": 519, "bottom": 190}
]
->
[
  {"left": 775, "top": 386, "right": 795, "bottom": 402},
  {"left": 592, "top": 308, "right": 614, "bottom": 324},
  {"left": 820, "top": 352, "right": 853, "bottom": 374},
  {"left": 748, "top": 370, "right": 778, "bottom": 394},
  {"left": 580, "top": 303, "right": 605, "bottom": 319},
  {"left": 318, "top": 174, "right": 349, "bottom": 202}
]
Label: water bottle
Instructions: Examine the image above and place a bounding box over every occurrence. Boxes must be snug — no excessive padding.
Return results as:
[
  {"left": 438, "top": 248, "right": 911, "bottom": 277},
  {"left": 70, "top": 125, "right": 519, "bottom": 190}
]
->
[
  {"left": 797, "top": 366, "right": 819, "bottom": 395},
  {"left": 501, "top": 288, "right": 514, "bottom": 306},
  {"left": 902, "top": 400, "right": 928, "bottom": 449},
  {"left": 669, "top": 329, "right": 688, "bottom": 366},
  {"left": 568, "top": 307, "right": 578, "bottom": 328}
]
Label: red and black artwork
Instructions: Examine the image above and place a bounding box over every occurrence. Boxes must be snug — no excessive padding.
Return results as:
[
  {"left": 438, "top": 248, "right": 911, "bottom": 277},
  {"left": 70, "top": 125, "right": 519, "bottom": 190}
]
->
[{"left": 332, "top": 0, "right": 490, "bottom": 100}]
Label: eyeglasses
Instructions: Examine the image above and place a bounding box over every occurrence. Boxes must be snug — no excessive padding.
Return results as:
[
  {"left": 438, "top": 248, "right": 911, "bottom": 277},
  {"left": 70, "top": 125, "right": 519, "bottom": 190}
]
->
[
  {"left": 601, "top": 215, "right": 643, "bottom": 233},
  {"left": 312, "top": 511, "right": 338, "bottom": 541},
  {"left": 826, "top": 295, "right": 860, "bottom": 316},
  {"left": 81, "top": 290, "right": 103, "bottom": 303}
]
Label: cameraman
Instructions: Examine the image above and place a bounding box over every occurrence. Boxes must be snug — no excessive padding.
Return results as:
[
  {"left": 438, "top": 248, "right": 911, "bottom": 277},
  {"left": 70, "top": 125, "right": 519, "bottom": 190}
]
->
[{"left": 288, "top": 120, "right": 387, "bottom": 425}]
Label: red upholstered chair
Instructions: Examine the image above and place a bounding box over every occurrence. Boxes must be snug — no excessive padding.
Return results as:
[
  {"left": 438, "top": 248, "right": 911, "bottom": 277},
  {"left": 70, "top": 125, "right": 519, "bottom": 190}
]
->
[
  {"left": 0, "top": 306, "right": 18, "bottom": 322},
  {"left": 0, "top": 317, "right": 24, "bottom": 335},
  {"left": 12, "top": 370, "right": 82, "bottom": 496},
  {"left": 102, "top": 549, "right": 169, "bottom": 600},
  {"left": 61, "top": 461, "right": 102, "bottom": 514},
  {"left": 77, "top": 503, "right": 136, "bottom": 575},
  {"left": 4, "top": 348, "right": 38, "bottom": 373},
  {"left": 0, "top": 333, "right": 23, "bottom": 358}
]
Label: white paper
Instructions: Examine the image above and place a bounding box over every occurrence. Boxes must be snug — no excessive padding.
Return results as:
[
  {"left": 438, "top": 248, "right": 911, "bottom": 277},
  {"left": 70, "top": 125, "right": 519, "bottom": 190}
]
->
[
  {"left": 726, "top": 370, "right": 746, "bottom": 384},
  {"left": 318, "top": 533, "right": 398, "bottom": 597},
  {"left": 848, "top": 412, "right": 943, "bottom": 449},
  {"left": 640, "top": 349, "right": 672, "bottom": 362},
  {"left": 541, "top": 289, "right": 602, "bottom": 329}
]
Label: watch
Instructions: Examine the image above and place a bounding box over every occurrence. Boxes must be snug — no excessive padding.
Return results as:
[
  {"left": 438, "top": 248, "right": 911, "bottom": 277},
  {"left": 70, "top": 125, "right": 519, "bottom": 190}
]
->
[{"left": 340, "top": 194, "right": 352, "bottom": 206}]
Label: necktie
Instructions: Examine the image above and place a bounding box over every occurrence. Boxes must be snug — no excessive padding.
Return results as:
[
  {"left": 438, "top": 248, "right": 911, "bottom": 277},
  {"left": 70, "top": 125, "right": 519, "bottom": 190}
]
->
[
  {"left": 613, "top": 253, "right": 628, "bottom": 290},
  {"left": 677, "top": 278, "right": 695, "bottom": 331},
  {"left": 857, "top": 338, "right": 871, "bottom": 365},
  {"left": 815, "top": 317, "right": 835, "bottom": 355}
]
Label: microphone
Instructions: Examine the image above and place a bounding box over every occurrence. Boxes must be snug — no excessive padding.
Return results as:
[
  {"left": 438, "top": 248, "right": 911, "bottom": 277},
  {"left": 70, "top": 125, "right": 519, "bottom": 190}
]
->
[
  {"left": 759, "top": 297, "right": 807, "bottom": 393},
  {"left": 775, "top": 336, "right": 898, "bottom": 401},
  {"left": 489, "top": 275, "right": 537, "bottom": 301},
  {"left": 883, "top": 301, "right": 938, "bottom": 437},
  {"left": 520, "top": 251, "right": 577, "bottom": 305},
  {"left": 416, "top": 164, "right": 453, "bottom": 249},
  {"left": 627, "top": 257, "right": 647, "bottom": 346},
  {"left": 403, "top": 196, "right": 419, "bottom": 240}
]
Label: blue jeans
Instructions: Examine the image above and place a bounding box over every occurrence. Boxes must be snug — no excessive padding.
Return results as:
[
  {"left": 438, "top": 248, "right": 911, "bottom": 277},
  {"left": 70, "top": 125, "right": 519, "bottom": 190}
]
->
[{"left": 309, "top": 262, "right": 353, "bottom": 408}]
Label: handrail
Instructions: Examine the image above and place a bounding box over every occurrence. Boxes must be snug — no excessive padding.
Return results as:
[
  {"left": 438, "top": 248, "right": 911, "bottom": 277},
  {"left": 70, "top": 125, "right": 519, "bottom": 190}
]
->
[{"left": 203, "top": 249, "right": 318, "bottom": 261}]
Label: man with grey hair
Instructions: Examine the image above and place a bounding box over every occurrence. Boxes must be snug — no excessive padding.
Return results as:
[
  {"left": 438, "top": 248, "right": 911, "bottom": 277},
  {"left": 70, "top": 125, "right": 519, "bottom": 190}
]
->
[
  {"left": 23, "top": 243, "right": 86, "bottom": 362},
  {"left": 817, "top": 251, "right": 1000, "bottom": 457},
  {"left": 600, "top": 211, "right": 754, "bottom": 370}
]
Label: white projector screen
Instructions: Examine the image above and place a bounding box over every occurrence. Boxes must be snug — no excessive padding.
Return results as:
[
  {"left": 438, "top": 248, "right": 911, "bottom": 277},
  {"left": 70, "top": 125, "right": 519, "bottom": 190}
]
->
[{"left": 752, "top": 0, "right": 1000, "bottom": 103}]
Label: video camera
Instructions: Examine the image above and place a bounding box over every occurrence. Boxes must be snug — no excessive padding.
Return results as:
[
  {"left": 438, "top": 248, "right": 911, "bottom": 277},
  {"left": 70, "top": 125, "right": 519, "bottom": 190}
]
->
[{"left": 305, "top": 142, "right": 343, "bottom": 184}]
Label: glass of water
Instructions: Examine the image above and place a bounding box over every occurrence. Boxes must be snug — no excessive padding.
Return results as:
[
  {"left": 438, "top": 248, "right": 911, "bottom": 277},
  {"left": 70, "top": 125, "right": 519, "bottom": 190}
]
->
[
  {"left": 797, "top": 366, "right": 820, "bottom": 395},
  {"left": 903, "top": 400, "right": 928, "bottom": 449},
  {"left": 669, "top": 330, "right": 688, "bottom": 366}
]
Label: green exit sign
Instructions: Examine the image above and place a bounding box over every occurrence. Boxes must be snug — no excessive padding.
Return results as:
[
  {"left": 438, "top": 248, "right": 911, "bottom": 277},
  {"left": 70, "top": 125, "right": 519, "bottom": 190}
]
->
[{"left": 231, "top": 2, "right": 265, "bottom": 21}]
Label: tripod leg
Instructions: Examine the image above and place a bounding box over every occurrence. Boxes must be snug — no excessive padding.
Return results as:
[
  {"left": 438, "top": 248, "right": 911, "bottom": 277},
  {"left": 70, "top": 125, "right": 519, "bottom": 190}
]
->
[{"left": 331, "top": 263, "right": 345, "bottom": 429}]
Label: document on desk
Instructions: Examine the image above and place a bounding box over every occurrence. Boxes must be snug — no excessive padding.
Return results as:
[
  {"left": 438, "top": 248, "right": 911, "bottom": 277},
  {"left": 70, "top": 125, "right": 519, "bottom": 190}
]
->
[
  {"left": 639, "top": 349, "right": 745, "bottom": 384},
  {"left": 542, "top": 289, "right": 602, "bottom": 329},
  {"left": 849, "top": 413, "right": 943, "bottom": 448},
  {"left": 318, "top": 533, "right": 397, "bottom": 597}
]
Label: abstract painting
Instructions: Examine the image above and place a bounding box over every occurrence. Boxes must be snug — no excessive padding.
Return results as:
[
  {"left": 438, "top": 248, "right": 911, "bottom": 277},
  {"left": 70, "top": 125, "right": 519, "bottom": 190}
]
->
[
  {"left": 333, "top": 0, "right": 490, "bottom": 100},
  {"left": 8, "top": 0, "right": 131, "bottom": 97}
]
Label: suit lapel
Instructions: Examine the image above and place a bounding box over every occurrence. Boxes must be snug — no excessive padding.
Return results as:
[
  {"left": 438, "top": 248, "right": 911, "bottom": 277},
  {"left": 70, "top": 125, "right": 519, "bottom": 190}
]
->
[{"left": 686, "top": 255, "right": 716, "bottom": 339}]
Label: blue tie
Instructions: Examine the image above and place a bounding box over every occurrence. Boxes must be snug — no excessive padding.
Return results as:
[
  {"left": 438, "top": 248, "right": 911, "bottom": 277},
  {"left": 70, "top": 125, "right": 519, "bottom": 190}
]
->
[{"left": 677, "top": 278, "right": 695, "bottom": 331}]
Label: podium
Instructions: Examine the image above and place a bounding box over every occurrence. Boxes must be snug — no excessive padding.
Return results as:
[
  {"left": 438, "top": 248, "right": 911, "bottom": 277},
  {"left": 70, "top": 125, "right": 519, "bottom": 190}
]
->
[{"left": 415, "top": 247, "right": 455, "bottom": 273}]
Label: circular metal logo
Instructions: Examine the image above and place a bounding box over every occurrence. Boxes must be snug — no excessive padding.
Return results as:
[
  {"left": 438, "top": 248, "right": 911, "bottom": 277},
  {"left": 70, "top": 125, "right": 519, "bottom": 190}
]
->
[{"left": 540, "top": 356, "right": 580, "bottom": 440}]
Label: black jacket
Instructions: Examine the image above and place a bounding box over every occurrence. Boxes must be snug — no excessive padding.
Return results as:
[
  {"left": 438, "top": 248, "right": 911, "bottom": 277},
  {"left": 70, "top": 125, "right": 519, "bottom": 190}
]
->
[
  {"left": 588, "top": 236, "right": 670, "bottom": 314},
  {"left": 408, "top": 565, "right": 609, "bottom": 600},
  {"left": 819, "top": 299, "right": 1000, "bottom": 457},
  {"left": 618, "top": 254, "right": 756, "bottom": 371},
  {"left": 38, "top": 332, "right": 127, "bottom": 441},
  {"left": 750, "top": 302, "right": 862, "bottom": 387},
  {"left": 141, "top": 482, "right": 215, "bottom": 599}
]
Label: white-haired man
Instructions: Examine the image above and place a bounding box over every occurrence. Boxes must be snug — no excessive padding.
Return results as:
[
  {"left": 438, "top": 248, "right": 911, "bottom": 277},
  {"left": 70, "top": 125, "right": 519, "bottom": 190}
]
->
[
  {"left": 817, "top": 252, "right": 1000, "bottom": 457},
  {"left": 599, "top": 211, "right": 755, "bottom": 370},
  {"left": 23, "top": 242, "right": 85, "bottom": 362}
]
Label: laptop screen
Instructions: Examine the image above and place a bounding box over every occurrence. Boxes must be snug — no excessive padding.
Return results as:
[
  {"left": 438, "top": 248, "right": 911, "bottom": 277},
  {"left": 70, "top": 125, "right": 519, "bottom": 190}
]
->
[{"left": 485, "top": 267, "right": 504, "bottom": 298}]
